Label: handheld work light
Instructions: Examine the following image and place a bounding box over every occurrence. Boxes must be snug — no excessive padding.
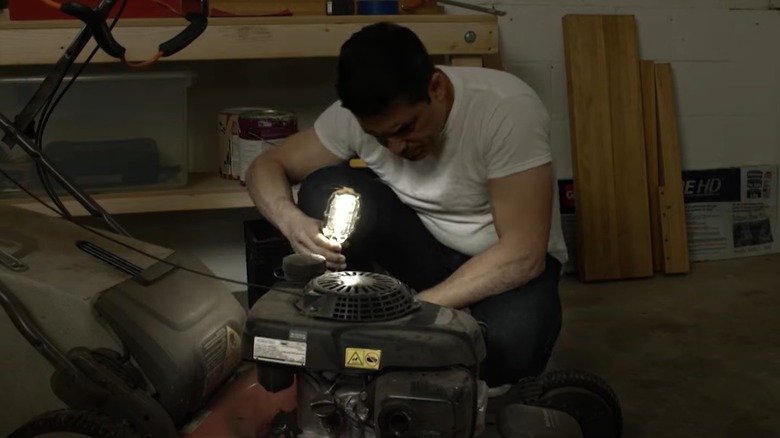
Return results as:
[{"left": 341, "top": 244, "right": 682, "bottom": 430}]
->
[{"left": 322, "top": 188, "right": 360, "bottom": 244}]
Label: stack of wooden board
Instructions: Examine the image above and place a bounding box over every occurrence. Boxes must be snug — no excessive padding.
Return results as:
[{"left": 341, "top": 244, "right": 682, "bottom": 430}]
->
[{"left": 562, "top": 14, "right": 690, "bottom": 282}]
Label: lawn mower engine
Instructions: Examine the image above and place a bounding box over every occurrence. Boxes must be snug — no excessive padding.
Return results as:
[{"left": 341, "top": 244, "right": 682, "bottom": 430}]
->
[{"left": 242, "top": 254, "right": 488, "bottom": 438}]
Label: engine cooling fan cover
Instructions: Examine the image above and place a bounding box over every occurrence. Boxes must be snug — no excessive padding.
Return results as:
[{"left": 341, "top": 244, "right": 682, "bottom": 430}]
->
[{"left": 296, "top": 271, "right": 420, "bottom": 322}]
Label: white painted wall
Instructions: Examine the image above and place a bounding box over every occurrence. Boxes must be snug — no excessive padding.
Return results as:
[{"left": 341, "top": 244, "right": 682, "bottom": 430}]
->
[
  {"left": 103, "top": 1, "right": 780, "bottom": 282},
  {"left": 490, "top": 0, "right": 780, "bottom": 181}
]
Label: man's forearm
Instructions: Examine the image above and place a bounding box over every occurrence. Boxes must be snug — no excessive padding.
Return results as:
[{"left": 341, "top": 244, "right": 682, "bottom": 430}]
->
[
  {"left": 416, "top": 243, "right": 546, "bottom": 309},
  {"left": 246, "top": 158, "right": 300, "bottom": 236}
]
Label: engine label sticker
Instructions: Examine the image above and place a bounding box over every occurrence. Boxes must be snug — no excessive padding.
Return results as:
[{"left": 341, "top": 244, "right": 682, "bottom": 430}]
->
[
  {"left": 253, "top": 336, "right": 307, "bottom": 366},
  {"left": 345, "top": 347, "right": 382, "bottom": 370},
  {"left": 289, "top": 330, "right": 308, "bottom": 342}
]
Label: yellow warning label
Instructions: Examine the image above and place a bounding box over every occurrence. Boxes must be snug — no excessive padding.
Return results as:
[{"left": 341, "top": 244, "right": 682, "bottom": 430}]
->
[{"left": 344, "top": 348, "right": 382, "bottom": 370}]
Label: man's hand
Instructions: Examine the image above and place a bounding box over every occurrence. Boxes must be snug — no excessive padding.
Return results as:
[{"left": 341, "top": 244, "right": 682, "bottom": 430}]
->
[
  {"left": 281, "top": 208, "right": 347, "bottom": 271},
  {"left": 245, "top": 127, "right": 348, "bottom": 271}
]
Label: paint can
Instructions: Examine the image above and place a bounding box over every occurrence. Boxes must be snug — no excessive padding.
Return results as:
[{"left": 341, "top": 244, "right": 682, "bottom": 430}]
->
[
  {"left": 217, "top": 107, "right": 257, "bottom": 180},
  {"left": 237, "top": 109, "right": 298, "bottom": 184}
]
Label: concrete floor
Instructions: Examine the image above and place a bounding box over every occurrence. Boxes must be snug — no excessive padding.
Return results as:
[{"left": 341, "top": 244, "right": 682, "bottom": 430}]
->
[{"left": 540, "top": 253, "right": 780, "bottom": 438}]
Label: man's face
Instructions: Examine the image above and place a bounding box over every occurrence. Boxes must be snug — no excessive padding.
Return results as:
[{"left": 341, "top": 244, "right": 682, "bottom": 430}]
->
[{"left": 356, "top": 71, "right": 452, "bottom": 161}]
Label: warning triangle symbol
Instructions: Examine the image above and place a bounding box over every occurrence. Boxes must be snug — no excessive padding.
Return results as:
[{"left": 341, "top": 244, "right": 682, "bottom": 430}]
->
[{"left": 347, "top": 351, "right": 363, "bottom": 366}]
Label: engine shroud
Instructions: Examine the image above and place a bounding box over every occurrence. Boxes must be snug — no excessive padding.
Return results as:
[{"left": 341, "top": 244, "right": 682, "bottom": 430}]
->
[
  {"left": 242, "top": 271, "right": 486, "bottom": 373},
  {"left": 297, "top": 271, "right": 421, "bottom": 322}
]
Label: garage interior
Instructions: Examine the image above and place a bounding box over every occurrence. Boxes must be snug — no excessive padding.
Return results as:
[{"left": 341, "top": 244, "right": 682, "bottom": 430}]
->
[{"left": 1, "top": 1, "right": 778, "bottom": 437}]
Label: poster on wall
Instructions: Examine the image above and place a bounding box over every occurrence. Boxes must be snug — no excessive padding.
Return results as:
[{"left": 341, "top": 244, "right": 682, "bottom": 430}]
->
[{"left": 558, "top": 164, "right": 778, "bottom": 273}]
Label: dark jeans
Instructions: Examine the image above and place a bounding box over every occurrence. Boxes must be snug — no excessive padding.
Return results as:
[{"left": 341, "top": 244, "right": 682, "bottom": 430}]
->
[{"left": 297, "top": 164, "right": 563, "bottom": 387}]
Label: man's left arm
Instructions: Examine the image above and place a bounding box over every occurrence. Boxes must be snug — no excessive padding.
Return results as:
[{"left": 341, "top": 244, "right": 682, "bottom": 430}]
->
[{"left": 415, "top": 162, "right": 553, "bottom": 309}]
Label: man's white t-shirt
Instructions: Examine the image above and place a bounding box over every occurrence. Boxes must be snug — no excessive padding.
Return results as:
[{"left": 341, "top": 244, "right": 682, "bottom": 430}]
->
[{"left": 313, "top": 65, "right": 568, "bottom": 265}]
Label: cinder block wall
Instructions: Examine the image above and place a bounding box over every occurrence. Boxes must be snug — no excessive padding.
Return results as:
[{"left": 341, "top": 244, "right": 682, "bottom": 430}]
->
[{"left": 487, "top": 0, "right": 780, "bottom": 180}]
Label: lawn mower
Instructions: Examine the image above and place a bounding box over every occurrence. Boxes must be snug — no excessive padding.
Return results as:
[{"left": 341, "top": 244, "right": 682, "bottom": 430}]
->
[
  {"left": 0, "top": 205, "right": 623, "bottom": 438},
  {"left": 0, "top": 1, "right": 623, "bottom": 436}
]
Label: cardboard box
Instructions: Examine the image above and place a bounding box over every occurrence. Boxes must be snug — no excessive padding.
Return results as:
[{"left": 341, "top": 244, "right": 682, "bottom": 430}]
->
[{"left": 558, "top": 165, "right": 778, "bottom": 273}]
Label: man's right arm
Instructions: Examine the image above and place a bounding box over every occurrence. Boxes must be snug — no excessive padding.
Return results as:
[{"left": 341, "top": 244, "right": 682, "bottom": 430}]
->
[{"left": 245, "top": 127, "right": 347, "bottom": 268}]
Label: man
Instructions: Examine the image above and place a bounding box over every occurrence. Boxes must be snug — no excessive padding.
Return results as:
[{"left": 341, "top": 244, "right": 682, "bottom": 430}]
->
[{"left": 247, "top": 22, "right": 568, "bottom": 394}]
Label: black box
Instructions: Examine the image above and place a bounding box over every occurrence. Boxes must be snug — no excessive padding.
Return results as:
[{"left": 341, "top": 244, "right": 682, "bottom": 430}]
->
[
  {"left": 244, "top": 219, "right": 293, "bottom": 308},
  {"left": 327, "top": 0, "right": 354, "bottom": 15}
]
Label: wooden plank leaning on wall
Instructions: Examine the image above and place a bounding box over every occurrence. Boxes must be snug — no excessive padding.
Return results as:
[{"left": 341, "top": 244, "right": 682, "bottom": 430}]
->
[
  {"left": 640, "top": 60, "right": 664, "bottom": 273},
  {"left": 562, "top": 14, "right": 654, "bottom": 282},
  {"left": 654, "top": 63, "right": 690, "bottom": 274},
  {"left": 640, "top": 60, "right": 691, "bottom": 275}
]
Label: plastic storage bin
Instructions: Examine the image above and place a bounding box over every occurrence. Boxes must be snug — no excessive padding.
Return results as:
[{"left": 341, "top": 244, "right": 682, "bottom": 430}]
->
[{"left": 0, "top": 71, "right": 195, "bottom": 194}]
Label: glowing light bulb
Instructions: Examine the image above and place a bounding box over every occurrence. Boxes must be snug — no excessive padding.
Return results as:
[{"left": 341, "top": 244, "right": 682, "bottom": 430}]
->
[{"left": 322, "top": 187, "right": 360, "bottom": 244}]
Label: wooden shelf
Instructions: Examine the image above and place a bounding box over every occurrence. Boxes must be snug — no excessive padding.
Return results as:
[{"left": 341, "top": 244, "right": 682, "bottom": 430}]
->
[
  {"left": 1, "top": 173, "right": 256, "bottom": 216},
  {"left": 0, "top": 13, "right": 498, "bottom": 66},
  {"left": 0, "top": 12, "right": 499, "bottom": 215}
]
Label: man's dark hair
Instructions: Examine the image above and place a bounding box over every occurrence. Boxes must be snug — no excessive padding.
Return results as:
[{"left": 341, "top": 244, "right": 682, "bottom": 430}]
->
[{"left": 336, "top": 22, "right": 435, "bottom": 117}]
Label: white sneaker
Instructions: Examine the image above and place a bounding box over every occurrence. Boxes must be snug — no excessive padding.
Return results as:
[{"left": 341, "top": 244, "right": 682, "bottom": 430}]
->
[{"left": 487, "top": 383, "right": 513, "bottom": 398}]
